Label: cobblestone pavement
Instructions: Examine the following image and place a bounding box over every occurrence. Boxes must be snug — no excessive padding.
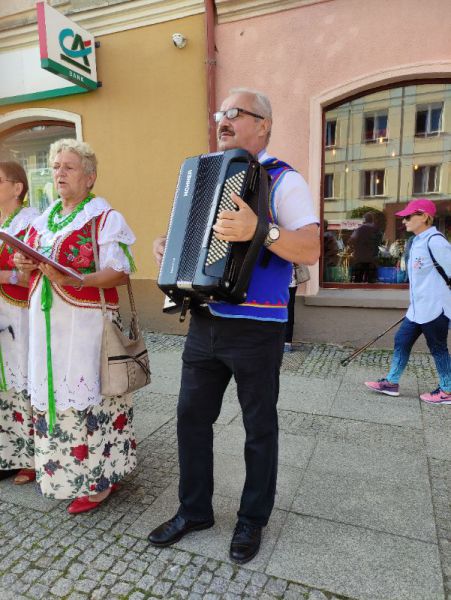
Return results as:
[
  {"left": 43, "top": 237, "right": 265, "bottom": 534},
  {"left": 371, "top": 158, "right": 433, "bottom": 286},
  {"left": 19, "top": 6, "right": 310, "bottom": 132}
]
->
[{"left": 0, "top": 332, "right": 450, "bottom": 600}]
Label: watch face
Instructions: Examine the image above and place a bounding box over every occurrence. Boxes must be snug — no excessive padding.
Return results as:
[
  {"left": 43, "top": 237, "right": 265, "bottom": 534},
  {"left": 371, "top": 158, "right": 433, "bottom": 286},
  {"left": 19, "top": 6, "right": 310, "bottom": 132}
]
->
[{"left": 269, "top": 226, "right": 279, "bottom": 241}]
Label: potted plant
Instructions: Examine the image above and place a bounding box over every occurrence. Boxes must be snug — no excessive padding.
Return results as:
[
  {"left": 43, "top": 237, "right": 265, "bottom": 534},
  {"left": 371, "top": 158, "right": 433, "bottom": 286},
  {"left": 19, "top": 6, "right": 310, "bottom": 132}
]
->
[{"left": 377, "top": 243, "right": 398, "bottom": 283}]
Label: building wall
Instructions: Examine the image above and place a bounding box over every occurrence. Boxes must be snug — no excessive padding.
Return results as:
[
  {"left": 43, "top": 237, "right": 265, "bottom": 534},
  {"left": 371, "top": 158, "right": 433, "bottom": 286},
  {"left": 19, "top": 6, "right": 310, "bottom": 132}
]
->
[
  {"left": 213, "top": 0, "right": 451, "bottom": 345},
  {"left": 216, "top": 0, "right": 451, "bottom": 280},
  {"left": 0, "top": 11, "right": 208, "bottom": 280}
]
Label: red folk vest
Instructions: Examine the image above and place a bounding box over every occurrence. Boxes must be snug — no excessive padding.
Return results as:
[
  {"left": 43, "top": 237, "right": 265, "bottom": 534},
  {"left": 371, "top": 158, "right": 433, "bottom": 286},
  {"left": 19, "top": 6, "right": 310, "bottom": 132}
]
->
[
  {"left": 27, "top": 210, "right": 119, "bottom": 310},
  {"left": 0, "top": 226, "right": 29, "bottom": 306}
]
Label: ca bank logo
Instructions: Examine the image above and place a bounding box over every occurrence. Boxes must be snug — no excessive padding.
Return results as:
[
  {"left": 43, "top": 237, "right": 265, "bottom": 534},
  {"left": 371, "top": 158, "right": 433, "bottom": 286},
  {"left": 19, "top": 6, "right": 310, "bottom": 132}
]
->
[{"left": 59, "top": 28, "right": 92, "bottom": 74}]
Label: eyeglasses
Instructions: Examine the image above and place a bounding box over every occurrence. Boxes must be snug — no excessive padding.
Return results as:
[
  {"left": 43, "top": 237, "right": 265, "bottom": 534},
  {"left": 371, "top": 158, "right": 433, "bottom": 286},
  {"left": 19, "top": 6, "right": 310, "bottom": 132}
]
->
[
  {"left": 213, "top": 107, "right": 264, "bottom": 123},
  {"left": 403, "top": 212, "right": 425, "bottom": 221},
  {"left": 0, "top": 177, "right": 17, "bottom": 184}
]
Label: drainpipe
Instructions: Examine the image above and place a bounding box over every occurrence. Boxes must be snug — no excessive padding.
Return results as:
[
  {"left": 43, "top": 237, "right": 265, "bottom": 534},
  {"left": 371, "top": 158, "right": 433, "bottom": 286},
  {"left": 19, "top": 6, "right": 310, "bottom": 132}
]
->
[{"left": 205, "top": 0, "right": 217, "bottom": 152}]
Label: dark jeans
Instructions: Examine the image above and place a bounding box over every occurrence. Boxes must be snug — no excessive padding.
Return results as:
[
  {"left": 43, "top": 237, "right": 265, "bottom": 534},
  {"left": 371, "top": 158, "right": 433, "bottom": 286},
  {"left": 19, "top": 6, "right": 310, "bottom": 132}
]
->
[
  {"left": 177, "top": 311, "right": 285, "bottom": 527},
  {"left": 285, "top": 286, "right": 297, "bottom": 344},
  {"left": 351, "top": 262, "right": 377, "bottom": 283},
  {"left": 387, "top": 313, "right": 451, "bottom": 391}
]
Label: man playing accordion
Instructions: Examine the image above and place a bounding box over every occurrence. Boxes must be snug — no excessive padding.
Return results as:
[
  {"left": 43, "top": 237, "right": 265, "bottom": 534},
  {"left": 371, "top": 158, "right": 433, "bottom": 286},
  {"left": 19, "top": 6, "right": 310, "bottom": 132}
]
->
[{"left": 150, "top": 88, "right": 320, "bottom": 563}]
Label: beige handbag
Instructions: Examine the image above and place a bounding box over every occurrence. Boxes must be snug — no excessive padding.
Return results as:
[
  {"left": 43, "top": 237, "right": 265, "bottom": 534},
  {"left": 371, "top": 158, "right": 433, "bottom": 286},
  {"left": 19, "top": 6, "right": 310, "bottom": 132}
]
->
[
  {"left": 91, "top": 219, "right": 151, "bottom": 396},
  {"left": 294, "top": 263, "right": 310, "bottom": 284}
]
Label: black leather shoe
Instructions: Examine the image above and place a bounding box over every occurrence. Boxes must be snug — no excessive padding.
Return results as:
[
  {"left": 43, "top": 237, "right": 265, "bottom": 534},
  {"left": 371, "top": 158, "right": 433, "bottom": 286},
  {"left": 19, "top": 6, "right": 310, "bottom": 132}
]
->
[
  {"left": 148, "top": 514, "right": 214, "bottom": 547},
  {"left": 229, "top": 522, "right": 262, "bottom": 564}
]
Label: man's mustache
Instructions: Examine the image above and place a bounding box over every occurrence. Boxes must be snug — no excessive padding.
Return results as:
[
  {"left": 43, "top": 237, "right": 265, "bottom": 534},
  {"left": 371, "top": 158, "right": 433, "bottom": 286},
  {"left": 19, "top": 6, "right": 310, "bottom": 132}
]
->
[{"left": 218, "top": 126, "right": 234, "bottom": 136}]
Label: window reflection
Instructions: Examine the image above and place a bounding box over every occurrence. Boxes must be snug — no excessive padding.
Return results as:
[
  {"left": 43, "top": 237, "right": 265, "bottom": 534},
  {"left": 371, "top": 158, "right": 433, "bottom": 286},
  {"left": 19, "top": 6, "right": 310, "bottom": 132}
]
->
[
  {"left": 323, "top": 83, "right": 451, "bottom": 286},
  {"left": 0, "top": 122, "right": 76, "bottom": 211}
]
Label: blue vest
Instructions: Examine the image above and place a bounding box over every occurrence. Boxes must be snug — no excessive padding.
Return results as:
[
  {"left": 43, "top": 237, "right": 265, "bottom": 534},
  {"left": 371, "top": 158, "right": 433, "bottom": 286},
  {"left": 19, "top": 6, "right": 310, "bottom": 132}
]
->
[{"left": 208, "top": 157, "right": 295, "bottom": 322}]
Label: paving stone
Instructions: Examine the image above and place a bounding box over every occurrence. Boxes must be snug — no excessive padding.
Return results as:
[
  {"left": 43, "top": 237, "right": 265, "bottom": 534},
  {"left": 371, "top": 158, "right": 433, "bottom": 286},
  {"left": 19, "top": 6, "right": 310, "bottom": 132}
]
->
[
  {"left": 198, "top": 570, "right": 213, "bottom": 585},
  {"left": 66, "top": 593, "right": 88, "bottom": 600},
  {"left": 227, "top": 581, "right": 246, "bottom": 594},
  {"left": 101, "top": 573, "right": 118, "bottom": 587},
  {"left": 21, "top": 568, "right": 44, "bottom": 584},
  {"left": 250, "top": 571, "right": 268, "bottom": 587},
  {"left": 50, "top": 577, "right": 74, "bottom": 597},
  {"left": 132, "top": 558, "right": 149, "bottom": 573},
  {"left": 265, "top": 577, "right": 288, "bottom": 595},
  {"left": 90, "top": 588, "right": 110, "bottom": 600},
  {"left": 91, "top": 554, "right": 116, "bottom": 571},
  {"left": 170, "top": 589, "right": 189, "bottom": 599},
  {"left": 192, "top": 582, "right": 207, "bottom": 594},
  {"left": 74, "top": 579, "right": 98, "bottom": 593},
  {"left": 110, "top": 581, "right": 134, "bottom": 596},
  {"left": 137, "top": 573, "right": 156, "bottom": 590},
  {"left": 129, "top": 593, "right": 146, "bottom": 600},
  {"left": 177, "top": 575, "right": 195, "bottom": 589},
  {"left": 152, "top": 580, "right": 173, "bottom": 596},
  {"left": 173, "top": 550, "right": 192, "bottom": 566},
  {"left": 307, "top": 591, "right": 329, "bottom": 600},
  {"left": 208, "top": 576, "right": 229, "bottom": 594},
  {"left": 67, "top": 563, "right": 85, "bottom": 580},
  {"left": 111, "top": 559, "right": 128, "bottom": 575},
  {"left": 164, "top": 564, "right": 182, "bottom": 580}
]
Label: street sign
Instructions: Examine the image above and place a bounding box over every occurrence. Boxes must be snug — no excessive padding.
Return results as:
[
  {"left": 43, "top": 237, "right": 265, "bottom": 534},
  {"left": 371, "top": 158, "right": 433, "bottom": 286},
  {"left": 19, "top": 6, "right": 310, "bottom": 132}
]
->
[{"left": 37, "top": 1, "right": 98, "bottom": 90}]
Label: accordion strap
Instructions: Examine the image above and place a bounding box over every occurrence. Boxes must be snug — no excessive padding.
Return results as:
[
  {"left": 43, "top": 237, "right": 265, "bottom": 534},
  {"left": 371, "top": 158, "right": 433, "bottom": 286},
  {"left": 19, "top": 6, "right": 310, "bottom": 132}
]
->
[{"left": 91, "top": 218, "right": 141, "bottom": 334}]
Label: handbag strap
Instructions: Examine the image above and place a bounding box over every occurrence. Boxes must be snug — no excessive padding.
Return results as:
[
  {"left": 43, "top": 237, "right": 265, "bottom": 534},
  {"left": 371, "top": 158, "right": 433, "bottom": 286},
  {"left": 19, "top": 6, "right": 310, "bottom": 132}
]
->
[
  {"left": 427, "top": 233, "right": 451, "bottom": 289},
  {"left": 90, "top": 217, "right": 142, "bottom": 332}
]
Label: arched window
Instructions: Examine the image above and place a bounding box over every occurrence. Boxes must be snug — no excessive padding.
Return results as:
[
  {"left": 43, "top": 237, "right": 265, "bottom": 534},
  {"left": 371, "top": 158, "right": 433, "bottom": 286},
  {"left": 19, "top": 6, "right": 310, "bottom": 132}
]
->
[
  {"left": 0, "top": 112, "right": 79, "bottom": 211},
  {"left": 322, "top": 82, "right": 451, "bottom": 287}
]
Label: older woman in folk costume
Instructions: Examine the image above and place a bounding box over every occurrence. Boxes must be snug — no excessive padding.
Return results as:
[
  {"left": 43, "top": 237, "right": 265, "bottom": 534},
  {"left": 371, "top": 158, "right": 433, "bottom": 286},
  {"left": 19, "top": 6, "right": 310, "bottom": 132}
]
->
[
  {"left": 15, "top": 139, "right": 137, "bottom": 513},
  {"left": 0, "top": 162, "right": 39, "bottom": 484}
]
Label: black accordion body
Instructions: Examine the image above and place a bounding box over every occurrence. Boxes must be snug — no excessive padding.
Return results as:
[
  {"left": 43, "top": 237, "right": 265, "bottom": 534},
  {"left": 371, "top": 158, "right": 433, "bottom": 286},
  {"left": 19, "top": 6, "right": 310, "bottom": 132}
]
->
[{"left": 158, "top": 149, "right": 269, "bottom": 310}]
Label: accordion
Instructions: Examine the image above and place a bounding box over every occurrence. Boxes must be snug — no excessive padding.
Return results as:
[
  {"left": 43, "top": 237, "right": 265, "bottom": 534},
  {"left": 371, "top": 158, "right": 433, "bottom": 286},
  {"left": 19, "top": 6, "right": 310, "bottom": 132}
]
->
[{"left": 158, "top": 149, "right": 269, "bottom": 316}]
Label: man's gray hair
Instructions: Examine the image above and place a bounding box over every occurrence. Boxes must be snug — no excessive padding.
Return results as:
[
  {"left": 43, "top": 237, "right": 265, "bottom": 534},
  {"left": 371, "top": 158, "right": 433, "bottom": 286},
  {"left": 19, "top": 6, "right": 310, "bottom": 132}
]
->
[
  {"left": 229, "top": 87, "right": 272, "bottom": 142},
  {"left": 49, "top": 138, "right": 97, "bottom": 175}
]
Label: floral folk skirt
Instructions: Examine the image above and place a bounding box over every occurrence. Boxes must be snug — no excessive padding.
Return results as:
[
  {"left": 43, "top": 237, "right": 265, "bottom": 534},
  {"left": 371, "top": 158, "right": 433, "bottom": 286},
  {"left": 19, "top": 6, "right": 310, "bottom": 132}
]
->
[
  {"left": 0, "top": 388, "right": 34, "bottom": 470},
  {"left": 33, "top": 394, "right": 137, "bottom": 500}
]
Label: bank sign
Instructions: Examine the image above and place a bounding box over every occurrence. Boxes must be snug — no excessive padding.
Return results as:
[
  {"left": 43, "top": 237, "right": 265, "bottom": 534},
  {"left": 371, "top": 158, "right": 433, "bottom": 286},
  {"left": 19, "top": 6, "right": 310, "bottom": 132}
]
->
[{"left": 37, "top": 1, "right": 98, "bottom": 90}]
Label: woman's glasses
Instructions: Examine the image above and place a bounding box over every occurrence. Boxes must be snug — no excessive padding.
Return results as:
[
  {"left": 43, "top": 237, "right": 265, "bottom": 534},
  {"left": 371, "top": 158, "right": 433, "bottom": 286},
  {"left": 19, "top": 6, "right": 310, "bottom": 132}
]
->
[
  {"left": 404, "top": 212, "right": 425, "bottom": 221},
  {"left": 0, "top": 177, "right": 17, "bottom": 185}
]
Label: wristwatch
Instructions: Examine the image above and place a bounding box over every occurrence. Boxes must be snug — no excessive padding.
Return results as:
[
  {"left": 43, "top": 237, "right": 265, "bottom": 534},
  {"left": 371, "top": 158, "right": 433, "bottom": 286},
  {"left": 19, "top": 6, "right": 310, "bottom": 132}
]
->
[
  {"left": 264, "top": 223, "right": 280, "bottom": 248},
  {"left": 8, "top": 270, "right": 19, "bottom": 285}
]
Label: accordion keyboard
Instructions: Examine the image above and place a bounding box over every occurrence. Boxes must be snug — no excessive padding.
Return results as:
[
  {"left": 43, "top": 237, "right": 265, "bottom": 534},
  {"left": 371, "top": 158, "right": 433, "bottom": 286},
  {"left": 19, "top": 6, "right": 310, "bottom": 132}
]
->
[{"left": 205, "top": 170, "right": 246, "bottom": 267}]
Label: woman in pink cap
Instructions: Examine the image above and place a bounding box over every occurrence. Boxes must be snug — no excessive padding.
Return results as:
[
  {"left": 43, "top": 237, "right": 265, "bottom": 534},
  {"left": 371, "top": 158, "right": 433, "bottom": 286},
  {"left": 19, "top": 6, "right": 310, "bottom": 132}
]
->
[{"left": 365, "top": 198, "right": 451, "bottom": 404}]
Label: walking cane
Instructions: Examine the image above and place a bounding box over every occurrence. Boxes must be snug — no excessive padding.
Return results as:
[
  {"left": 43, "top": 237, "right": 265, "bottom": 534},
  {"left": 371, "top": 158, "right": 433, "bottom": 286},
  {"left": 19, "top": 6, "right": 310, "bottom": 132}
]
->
[{"left": 340, "top": 317, "right": 404, "bottom": 367}]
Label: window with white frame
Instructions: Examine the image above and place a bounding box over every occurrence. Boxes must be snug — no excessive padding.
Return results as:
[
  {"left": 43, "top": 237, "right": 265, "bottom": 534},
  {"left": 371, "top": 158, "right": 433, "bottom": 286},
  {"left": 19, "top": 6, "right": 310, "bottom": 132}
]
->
[
  {"left": 415, "top": 104, "right": 443, "bottom": 136},
  {"left": 363, "top": 169, "right": 385, "bottom": 196},
  {"left": 324, "top": 173, "right": 335, "bottom": 199},
  {"left": 413, "top": 164, "right": 440, "bottom": 194},
  {"left": 325, "top": 120, "right": 337, "bottom": 147},
  {"left": 363, "top": 112, "right": 388, "bottom": 143}
]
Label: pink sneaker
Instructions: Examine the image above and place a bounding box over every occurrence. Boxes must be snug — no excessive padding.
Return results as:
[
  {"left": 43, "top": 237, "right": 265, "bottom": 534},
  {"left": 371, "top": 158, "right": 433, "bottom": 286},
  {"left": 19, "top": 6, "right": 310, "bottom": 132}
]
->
[
  {"left": 364, "top": 378, "right": 399, "bottom": 397},
  {"left": 420, "top": 388, "right": 451, "bottom": 405}
]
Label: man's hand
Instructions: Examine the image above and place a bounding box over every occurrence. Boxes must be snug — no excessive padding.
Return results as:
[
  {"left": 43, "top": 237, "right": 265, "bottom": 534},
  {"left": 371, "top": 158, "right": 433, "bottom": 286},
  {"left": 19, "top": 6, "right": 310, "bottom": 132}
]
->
[
  {"left": 212, "top": 192, "right": 257, "bottom": 242},
  {"left": 153, "top": 236, "right": 166, "bottom": 266}
]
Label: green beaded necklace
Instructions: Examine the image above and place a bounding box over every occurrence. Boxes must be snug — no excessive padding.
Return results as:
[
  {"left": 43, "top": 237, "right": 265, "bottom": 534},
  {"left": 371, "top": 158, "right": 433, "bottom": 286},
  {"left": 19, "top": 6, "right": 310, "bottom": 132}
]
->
[
  {"left": 48, "top": 193, "right": 94, "bottom": 233},
  {"left": 0, "top": 206, "right": 22, "bottom": 230}
]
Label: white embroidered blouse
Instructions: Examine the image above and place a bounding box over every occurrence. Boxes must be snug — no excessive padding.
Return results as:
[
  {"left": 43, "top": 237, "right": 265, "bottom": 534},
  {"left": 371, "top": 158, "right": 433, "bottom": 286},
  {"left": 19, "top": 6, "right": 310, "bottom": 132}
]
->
[{"left": 27, "top": 196, "right": 136, "bottom": 411}]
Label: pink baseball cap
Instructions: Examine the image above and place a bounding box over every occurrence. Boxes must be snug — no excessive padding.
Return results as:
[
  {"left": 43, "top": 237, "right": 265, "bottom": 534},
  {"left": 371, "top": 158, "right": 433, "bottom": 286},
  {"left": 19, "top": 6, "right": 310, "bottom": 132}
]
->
[{"left": 395, "top": 198, "right": 436, "bottom": 217}]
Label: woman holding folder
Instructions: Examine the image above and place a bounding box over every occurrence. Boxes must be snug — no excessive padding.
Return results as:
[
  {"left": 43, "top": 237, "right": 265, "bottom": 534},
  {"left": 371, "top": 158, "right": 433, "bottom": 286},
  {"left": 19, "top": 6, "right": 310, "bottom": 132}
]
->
[
  {"left": 14, "top": 139, "right": 137, "bottom": 512},
  {"left": 0, "top": 161, "right": 39, "bottom": 483}
]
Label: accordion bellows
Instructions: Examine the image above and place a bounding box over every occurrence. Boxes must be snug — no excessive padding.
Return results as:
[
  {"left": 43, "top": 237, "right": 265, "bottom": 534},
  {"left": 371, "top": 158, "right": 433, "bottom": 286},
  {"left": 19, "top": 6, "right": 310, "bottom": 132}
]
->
[{"left": 158, "top": 149, "right": 269, "bottom": 307}]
